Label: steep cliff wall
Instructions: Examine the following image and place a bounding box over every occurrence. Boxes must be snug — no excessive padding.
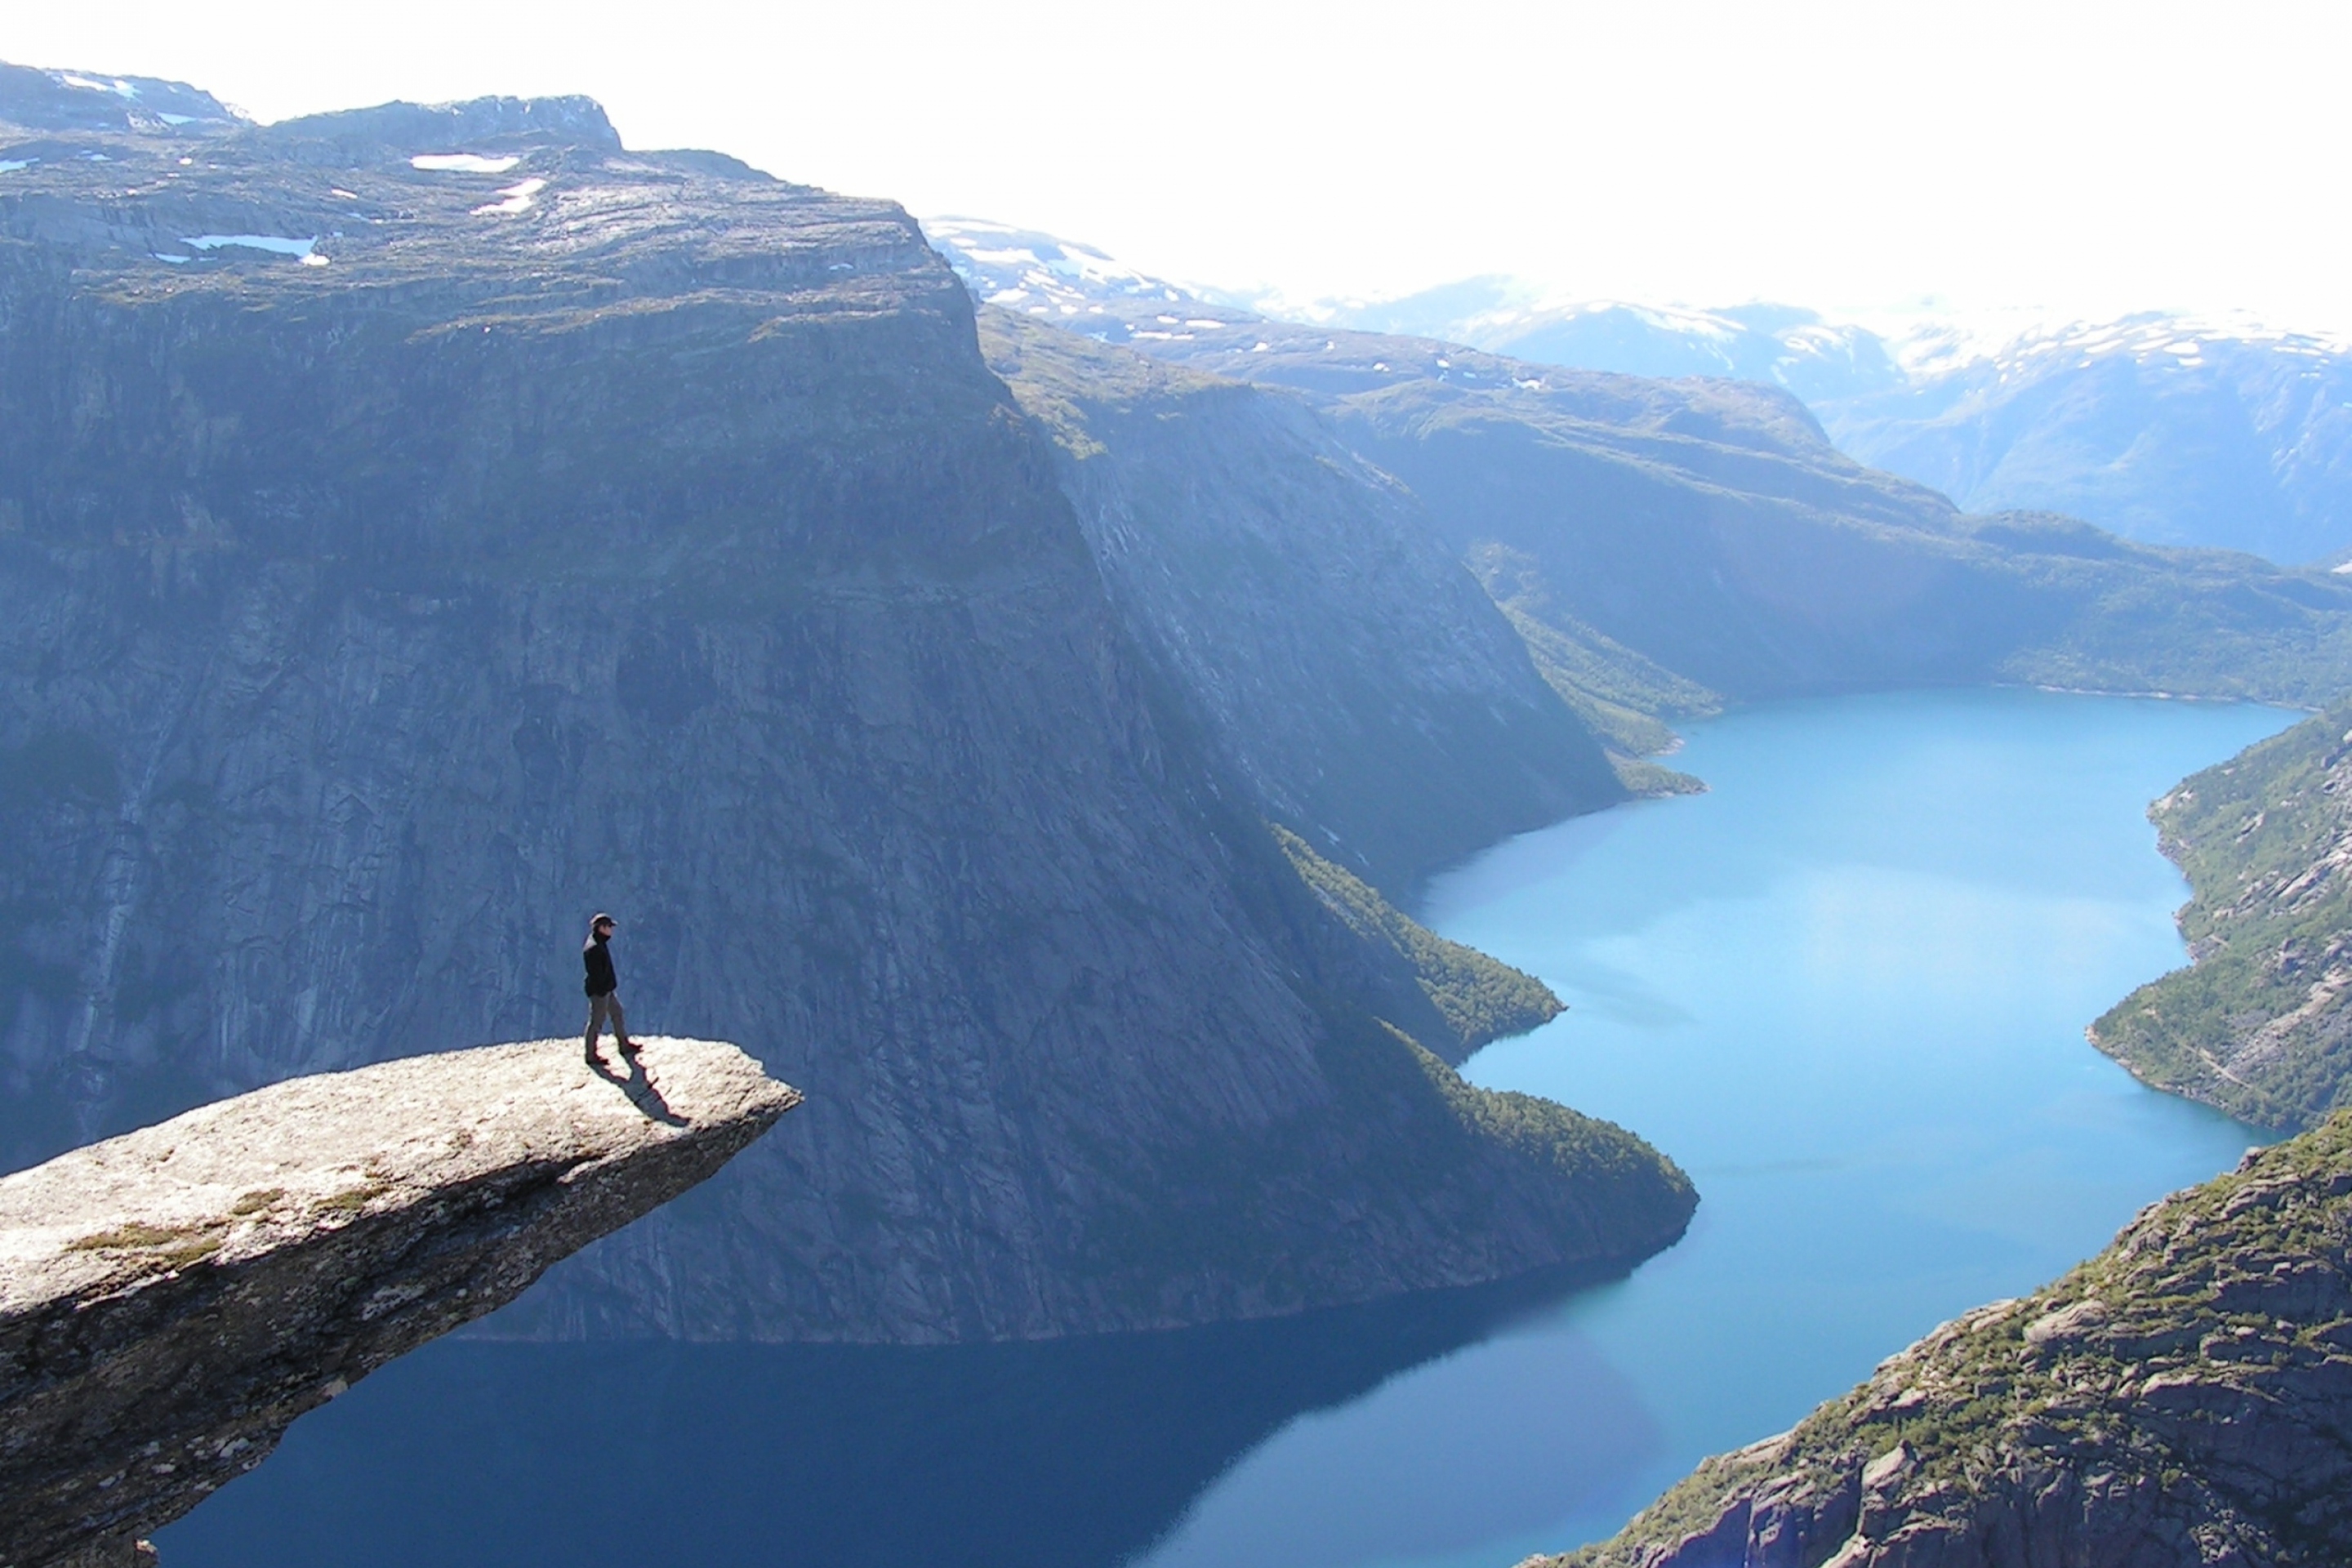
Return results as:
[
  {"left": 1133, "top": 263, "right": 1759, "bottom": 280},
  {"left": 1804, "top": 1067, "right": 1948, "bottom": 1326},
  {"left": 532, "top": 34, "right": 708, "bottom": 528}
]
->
[
  {"left": 979, "top": 310, "right": 1622, "bottom": 893},
  {"left": 1267, "top": 824, "right": 1560, "bottom": 1063},
  {"left": 1139, "top": 323, "right": 2352, "bottom": 707},
  {"left": 1557, "top": 1116, "right": 2352, "bottom": 1568},
  {"left": 0, "top": 1036, "right": 795, "bottom": 1568},
  {"left": 0, "top": 91, "right": 1688, "bottom": 1343},
  {"left": 947, "top": 269, "right": 2352, "bottom": 712}
]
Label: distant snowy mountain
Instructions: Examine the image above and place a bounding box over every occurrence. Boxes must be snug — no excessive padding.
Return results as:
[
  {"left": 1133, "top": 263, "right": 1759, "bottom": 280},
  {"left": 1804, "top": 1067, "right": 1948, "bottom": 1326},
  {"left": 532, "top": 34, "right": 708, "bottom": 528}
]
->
[
  {"left": 922, "top": 219, "right": 2352, "bottom": 565},
  {"left": 1306, "top": 286, "right": 2352, "bottom": 565},
  {"left": 1278, "top": 279, "right": 1908, "bottom": 405},
  {"left": 921, "top": 217, "right": 1215, "bottom": 325},
  {"left": 1820, "top": 316, "right": 2352, "bottom": 565}
]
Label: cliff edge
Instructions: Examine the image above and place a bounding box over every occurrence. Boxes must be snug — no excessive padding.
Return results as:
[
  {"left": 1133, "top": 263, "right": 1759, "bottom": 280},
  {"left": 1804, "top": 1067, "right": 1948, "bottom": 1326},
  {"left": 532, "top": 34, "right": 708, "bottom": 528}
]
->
[
  {"left": 0, "top": 1037, "right": 797, "bottom": 1568},
  {"left": 1553, "top": 1112, "right": 2352, "bottom": 1568},
  {"left": 0, "top": 79, "right": 1683, "bottom": 1343}
]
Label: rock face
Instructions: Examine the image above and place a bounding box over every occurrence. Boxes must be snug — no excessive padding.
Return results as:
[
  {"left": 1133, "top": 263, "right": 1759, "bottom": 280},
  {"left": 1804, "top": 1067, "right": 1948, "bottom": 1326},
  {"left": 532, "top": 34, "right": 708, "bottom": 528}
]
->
[
  {"left": 0, "top": 80, "right": 1690, "bottom": 1343},
  {"left": 0, "top": 1036, "right": 796, "bottom": 1568},
  {"left": 2094, "top": 701, "right": 2352, "bottom": 1131},
  {"left": 1553, "top": 1113, "right": 2352, "bottom": 1568},
  {"left": 1269, "top": 824, "right": 1561, "bottom": 1063},
  {"left": 979, "top": 309, "right": 1623, "bottom": 892},
  {"left": 1121, "top": 323, "right": 2352, "bottom": 710}
]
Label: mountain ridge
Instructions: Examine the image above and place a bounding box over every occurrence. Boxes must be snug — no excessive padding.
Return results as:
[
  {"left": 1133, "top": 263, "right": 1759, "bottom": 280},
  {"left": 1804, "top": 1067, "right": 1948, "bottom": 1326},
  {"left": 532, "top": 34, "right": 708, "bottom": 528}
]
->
[
  {"left": 924, "top": 223, "right": 2352, "bottom": 566},
  {"left": 0, "top": 74, "right": 1692, "bottom": 1346},
  {"left": 926, "top": 220, "right": 2352, "bottom": 719},
  {"left": 977, "top": 305, "right": 1628, "bottom": 887}
]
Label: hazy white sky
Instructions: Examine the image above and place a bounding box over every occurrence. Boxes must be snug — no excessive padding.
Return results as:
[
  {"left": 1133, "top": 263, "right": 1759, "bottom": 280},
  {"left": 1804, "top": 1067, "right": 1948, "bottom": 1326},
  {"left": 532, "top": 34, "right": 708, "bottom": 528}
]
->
[{"left": 7, "top": 1, "right": 2349, "bottom": 327}]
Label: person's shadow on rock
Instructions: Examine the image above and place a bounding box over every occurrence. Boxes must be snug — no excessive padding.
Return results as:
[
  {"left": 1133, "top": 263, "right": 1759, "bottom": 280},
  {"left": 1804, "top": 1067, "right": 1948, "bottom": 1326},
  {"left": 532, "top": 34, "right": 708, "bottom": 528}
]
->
[{"left": 589, "top": 1046, "right": 689, "bottom": 1127}]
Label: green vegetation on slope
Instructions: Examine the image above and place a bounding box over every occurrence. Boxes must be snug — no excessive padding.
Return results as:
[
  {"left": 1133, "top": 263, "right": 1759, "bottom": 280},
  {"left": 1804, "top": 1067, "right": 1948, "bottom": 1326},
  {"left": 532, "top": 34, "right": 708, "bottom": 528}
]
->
[
  {"left": 1394, "top": 1023, "right": 1681, "bottom": 1192},
  {"left": 978, "top": 308, "right": 1628, "bottom": 897},
  {"left": 1271, "top": 823, "right": 1562, "bottom": 1055},
  {"left": 1558, "top": 1113, "right": 2352, "bottom": 1568},
  {"left": 1025, "top": 644, "right": 1691, "bottom": 1318},
  {"left": 2092, "top": 701, "right": 2352, "bottom": 1132},
  {"left": 1469, "top": 542, "right": 1718, "bottom": 795},
  {"left": 1062, "top": 818, "right": 1696, "bottom": 1308},
  {"left": 1071, "top": 995, "right": 1698, "bottom": 1307}
]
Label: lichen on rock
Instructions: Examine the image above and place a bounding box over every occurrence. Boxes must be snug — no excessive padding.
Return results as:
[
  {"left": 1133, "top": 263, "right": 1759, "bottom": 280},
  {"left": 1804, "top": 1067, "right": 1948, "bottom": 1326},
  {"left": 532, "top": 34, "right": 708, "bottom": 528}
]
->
[{"left": 0, "top": 1036, "right": 797, "bottom": 1568}]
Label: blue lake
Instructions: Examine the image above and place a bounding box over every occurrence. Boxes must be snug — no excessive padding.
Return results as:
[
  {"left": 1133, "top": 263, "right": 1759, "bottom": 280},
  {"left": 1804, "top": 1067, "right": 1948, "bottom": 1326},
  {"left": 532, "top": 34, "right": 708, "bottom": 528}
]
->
[{"left": 162, "top": 688, "right": 2296, "bottom": 1568}]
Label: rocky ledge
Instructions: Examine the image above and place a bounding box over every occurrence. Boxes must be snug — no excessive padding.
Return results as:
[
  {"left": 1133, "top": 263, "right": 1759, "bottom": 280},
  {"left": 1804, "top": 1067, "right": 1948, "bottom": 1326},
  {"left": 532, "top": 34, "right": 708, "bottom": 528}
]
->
[
  {"left": 1553, "top": 1111, "right": 2352, "bottom": 1568},
  {"left": 0, "top": 1037, "right": 797, "bottom": 1568}
]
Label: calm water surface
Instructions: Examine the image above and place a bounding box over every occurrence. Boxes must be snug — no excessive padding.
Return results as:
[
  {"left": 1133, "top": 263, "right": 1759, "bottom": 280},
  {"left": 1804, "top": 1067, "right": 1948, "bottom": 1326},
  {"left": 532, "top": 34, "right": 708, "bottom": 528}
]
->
[{"left": 164, "top": 689, "right": 2294, "bottom": 1568}]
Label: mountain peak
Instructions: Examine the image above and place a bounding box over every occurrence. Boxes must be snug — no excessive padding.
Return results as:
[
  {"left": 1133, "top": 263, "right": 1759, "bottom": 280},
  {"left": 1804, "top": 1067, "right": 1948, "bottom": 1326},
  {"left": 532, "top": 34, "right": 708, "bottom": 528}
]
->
[
  {"left": 923, "top": 216, "right": 1201, "bottom": 318},
  {"left": 0, "top": 60, "right": 243, "bottom": 135},
  {"left": 252, "top": 93, "right": 623, "bottom": 166}
]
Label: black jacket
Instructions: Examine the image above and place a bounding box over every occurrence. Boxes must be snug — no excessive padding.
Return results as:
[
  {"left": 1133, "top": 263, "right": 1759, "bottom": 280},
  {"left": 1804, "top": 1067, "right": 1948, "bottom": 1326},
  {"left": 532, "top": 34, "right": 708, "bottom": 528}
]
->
[{"left": 583, "top": 937, "right": 617, "bottom": 998}]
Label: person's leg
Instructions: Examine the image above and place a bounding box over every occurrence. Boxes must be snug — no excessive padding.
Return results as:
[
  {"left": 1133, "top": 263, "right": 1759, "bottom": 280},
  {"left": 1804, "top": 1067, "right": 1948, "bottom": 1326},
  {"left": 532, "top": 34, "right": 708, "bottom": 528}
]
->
[
  {"left": 585, "top": 994, "right": 609, "bottom": 1059},
  {"left": 611, "top": 995, "right": 635, "bottom": 1054}
]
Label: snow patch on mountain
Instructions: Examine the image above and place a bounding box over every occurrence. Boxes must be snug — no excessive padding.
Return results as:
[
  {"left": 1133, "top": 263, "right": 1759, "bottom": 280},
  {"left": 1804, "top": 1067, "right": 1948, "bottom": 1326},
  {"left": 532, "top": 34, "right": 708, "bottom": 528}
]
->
[
  {"left": 922, "top": 217, "right": 1197, "bottom": 321},
  {"left": 924, "top": 213, "right": 2352, "bottom": 564}
]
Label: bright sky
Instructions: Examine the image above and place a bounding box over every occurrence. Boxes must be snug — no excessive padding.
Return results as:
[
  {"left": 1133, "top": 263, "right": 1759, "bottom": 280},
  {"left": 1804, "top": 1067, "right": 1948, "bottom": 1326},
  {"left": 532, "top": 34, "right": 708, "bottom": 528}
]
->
[{"left": 7, "top": 1, "right": 2350, "bottom": 330}]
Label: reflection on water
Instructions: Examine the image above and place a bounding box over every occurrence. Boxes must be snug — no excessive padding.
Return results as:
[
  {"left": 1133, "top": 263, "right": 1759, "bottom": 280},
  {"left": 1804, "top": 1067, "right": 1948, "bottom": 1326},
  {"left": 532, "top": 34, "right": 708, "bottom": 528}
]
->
[
  {"left": 1136, "top": 1310, "right": 1662, "bottom": 1568},
  {"left": 163, "top": 691, "right": 2300, "bottom": 1568},
  {"left": 1140, "top": 689, "right": 2292, "bottom": 1567},
  {"left": 158, "top": 1266, "right": 1629, "bottom": 1568}
]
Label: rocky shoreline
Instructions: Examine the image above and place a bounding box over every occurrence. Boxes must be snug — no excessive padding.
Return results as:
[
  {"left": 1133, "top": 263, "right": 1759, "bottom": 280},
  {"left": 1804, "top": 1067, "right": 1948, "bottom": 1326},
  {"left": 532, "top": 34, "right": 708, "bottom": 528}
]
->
[{"left": 1554, "top": 1114, "right": 2352, "bottom": 1568}]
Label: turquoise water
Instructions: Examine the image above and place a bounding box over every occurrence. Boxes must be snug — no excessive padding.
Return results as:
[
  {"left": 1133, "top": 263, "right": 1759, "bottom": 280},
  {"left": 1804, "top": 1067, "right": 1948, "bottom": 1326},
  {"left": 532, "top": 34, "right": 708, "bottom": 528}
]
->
[
  {"left": 162, "top": 688, "right": 2295, "bottom": 1568},
  {"left": 1135, "top": 688, "right": 2292, "bottom": 1568}
]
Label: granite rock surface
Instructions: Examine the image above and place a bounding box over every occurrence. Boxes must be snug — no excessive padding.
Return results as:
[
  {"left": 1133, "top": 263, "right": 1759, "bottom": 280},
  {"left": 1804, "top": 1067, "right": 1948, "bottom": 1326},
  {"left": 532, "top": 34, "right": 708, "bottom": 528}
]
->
[
  {"left": 1552, "top": 1114, "right": 2352, "bottom": 1568},
  {"left": 0, "top": 1036, "right": 796, "bottom": 1568},
  {"left": 979, "top": 308, "right": 1622, "bottom": 893}
]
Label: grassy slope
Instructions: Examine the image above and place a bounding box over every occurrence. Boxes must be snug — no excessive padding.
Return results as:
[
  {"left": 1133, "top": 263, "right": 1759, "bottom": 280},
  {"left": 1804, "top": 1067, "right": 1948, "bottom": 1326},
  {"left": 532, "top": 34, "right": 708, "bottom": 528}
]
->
[
  {"left": 1271, "top": 823, "right": 1562, "bottom": 1056},
  {"left": 1257, "top": 831, "right": 1697, "bottom": 1270},
  {"left": 1468, "top": 541, "right": 1721, "bottom": 795},
  {"left": 1558, "top": 1113, "right": 2352, "bottom": 1567},
  {"left": 2092, "top": 702, "right": 2352, "bottom": 1132}
]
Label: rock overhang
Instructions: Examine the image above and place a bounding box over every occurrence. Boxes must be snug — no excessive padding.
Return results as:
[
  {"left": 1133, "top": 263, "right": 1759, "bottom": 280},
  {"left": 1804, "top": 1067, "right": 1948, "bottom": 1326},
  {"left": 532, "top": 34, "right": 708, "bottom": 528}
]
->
[{"left": 0, "top": 1036, "right": 799, "bottom": 1568}]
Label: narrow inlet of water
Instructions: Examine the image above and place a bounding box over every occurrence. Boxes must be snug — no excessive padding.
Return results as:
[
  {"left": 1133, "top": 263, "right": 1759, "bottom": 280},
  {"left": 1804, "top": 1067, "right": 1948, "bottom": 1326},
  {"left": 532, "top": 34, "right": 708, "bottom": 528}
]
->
[
  {"left": 1137, "top": 688, "right": 2292, "bottom": 1568},
  {"left": 160, "top": 688, "right": 2294, "bottom": 1568}
]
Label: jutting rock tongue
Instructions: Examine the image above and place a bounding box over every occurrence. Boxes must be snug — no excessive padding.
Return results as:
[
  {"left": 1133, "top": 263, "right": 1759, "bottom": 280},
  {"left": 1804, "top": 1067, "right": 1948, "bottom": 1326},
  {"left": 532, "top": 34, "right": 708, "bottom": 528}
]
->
[{"left": 0, "top": 1037, "right": 799, "bottom": 1568}]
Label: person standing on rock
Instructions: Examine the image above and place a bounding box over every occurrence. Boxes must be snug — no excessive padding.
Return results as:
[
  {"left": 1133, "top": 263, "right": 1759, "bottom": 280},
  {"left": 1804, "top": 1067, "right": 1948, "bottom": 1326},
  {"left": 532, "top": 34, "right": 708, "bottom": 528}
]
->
[{"left": 583, "top": 913, "right": 639, "bottom": 1062}]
